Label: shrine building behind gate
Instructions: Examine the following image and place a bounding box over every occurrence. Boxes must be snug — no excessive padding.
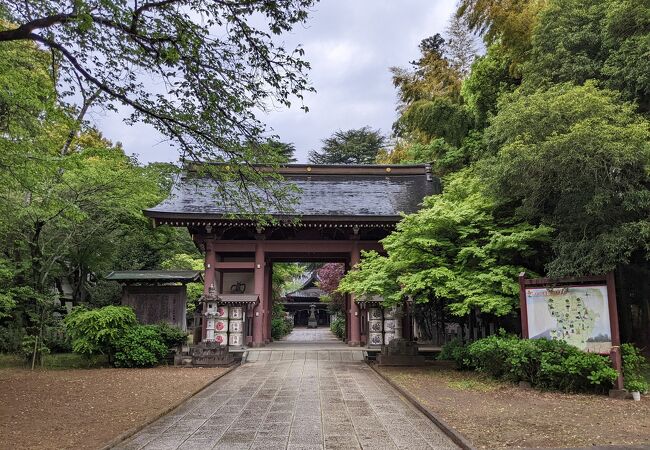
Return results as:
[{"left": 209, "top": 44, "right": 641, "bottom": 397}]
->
[{"left": 144, "top": 163, "right": 439, "bottom": 347}]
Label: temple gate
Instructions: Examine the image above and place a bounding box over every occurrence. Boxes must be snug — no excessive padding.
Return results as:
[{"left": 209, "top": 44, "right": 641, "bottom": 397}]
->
[{"left": 144, "top": 163, "right": 439, "bottom": 347}]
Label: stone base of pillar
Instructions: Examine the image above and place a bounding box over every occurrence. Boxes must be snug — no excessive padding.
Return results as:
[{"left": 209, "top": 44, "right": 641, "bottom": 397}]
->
[
  {"left": 347, "top": 341, "right": 361, "bottom": 347},
  {"left": 376, "top": 338, "right": 426, "bottom": 366},
  {"left": 250, "top": 342, "right": 266, "bottom": 348}
]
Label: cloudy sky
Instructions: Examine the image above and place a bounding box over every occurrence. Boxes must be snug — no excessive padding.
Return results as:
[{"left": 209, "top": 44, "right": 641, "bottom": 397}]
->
[{"left": 91, "top": 0, "right": 458, "bottom": 164}]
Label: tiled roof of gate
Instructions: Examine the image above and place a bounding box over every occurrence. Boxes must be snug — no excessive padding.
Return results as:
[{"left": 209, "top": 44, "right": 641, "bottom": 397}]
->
[
  {"left": 105, "top": 270, "right": 202, "bottom": 283},
  {"left": 144, "top": 164, "right": 439, "bottom": 222}
]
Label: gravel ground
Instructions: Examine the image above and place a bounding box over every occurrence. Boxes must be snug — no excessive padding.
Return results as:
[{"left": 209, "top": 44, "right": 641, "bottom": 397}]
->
[
  {"left": 377, "top": 365, "right": 650, "bottom": 449},
  {"left": 0, "top": 366, "right": 229, "bottom": 450}
]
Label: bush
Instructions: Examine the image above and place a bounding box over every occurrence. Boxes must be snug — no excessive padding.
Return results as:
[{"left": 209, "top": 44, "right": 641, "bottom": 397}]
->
[
  {"left": 44, "top": 321, "right": 72, "bottom": 353},
  {"left": 64, "top": 306, "right": 138, "bottom": 363},
  {"left": 454, "top": 334, "right": 618, "bottom": 394},
  {"left": 271, "top": 302, "right": 292, "bottom": 340},
  {"left": 114, "top": 325, "right": 168, "bottom": 368},
  {"left": 153, "top": 322, "right": 188, "bottom": 348},
  {"left": 331, "top": 316, "right": 345, "bottom": 340},
  {"left": 437, "top": 337, "right": 470, "bottom": 369},
  {"left": 622, "top": 343, "right": 649, "bottom": 393},
  {"left": 0, "top": 323, "right": 25, "bottom": 353}
]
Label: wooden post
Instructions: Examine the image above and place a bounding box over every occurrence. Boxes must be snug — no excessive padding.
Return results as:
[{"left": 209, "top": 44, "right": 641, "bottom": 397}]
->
[
  {"left": 607, "top": 271, "right": 624, "bottom": 390},
  {"left": 264, "top": 261, "right": 271, "bottom": 343},
  {"left": 518, "top": 272, "right": 529, "bottom": 338},
  {"left": 349, "top": 242, "right": 361, "bottom": 346},
  {"left": 252, "top": 241, "right": 265, "bottom": 346}
]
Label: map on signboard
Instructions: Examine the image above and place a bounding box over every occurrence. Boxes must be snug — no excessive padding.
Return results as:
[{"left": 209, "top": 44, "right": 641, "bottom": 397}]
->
[{"left": 525, "top": 285, "right": 611, "bottom": 353}]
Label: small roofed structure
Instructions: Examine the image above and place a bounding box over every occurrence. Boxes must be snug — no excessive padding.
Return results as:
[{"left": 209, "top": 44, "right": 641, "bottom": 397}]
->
[
  {"left": 105, "top": 270, "right": 202, "bottom": 284},
  {"left": 283, "top": 272, "right": 330, "bottom": 327},
  {"left": 107, "top": 270, "right": 203, "bottom": 331}
]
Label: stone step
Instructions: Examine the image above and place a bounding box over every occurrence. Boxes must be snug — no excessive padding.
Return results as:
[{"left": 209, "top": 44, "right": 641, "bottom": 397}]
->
[{"left": 244, "top": 349, "right": 366, "bottom": 363}]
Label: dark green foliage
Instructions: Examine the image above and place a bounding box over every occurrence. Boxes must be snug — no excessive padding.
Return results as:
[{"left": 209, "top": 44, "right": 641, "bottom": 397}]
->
[
  {"left": 308, "top": 127, "right": 386, "bottom": 165},
  {"left": 271, "top": 302, "right": 293, "bottom": 340},
  {"left": 0, "top": 322, "right": 25, "bottom": 353},
  {"left": 483, "top": 82, "right": 650, "bottom": 276},
  {"left": 462, "top": 44, "right": 518, "bottom": 128},
  {"left": 439, "top": 335, "right": 618, "bottom": 393},
  {"left": 43, "top": 320, "right": 72, "bottom": 353},
  {"left": 621, "top": 343, "right": 649, "bottom": 393},
  {"left": 113, "top": 325, "right": 168, "bottom": 368},
  {"left": 330, "top": 317, "right": 345, "bottom": 340},
  {"left": 524, "top": 0, "right": 650, "bottom": 111},
  {"left": 436, "top": 337, "right": 470, "bottom": 369},
  {"left": 153, "top": 323, "right": 188, "bottom": 349}
]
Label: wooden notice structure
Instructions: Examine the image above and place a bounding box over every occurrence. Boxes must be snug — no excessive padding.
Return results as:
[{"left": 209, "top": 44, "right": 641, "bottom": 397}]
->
[{"left": 519, "top": 272, "right": 623, "bottom": 390}]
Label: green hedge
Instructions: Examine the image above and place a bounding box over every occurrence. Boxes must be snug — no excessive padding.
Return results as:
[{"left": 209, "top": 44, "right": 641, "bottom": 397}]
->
[
  {"left": 439, "top": 334, "right": 618, "bottom": 393},
  {"left": 114, "top": 325, "right": 168, "bottom": 368},
  {"left": 330, "top": 316, "right": 345, "bottom": 340},
  {"left": 271, "top": 302, "right": 293, "bottom": 340}
]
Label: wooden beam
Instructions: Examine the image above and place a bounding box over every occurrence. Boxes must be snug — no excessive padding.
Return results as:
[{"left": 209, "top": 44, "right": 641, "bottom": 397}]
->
[{"left": 214, "top": 261, "right": 255, "bottom": 271}]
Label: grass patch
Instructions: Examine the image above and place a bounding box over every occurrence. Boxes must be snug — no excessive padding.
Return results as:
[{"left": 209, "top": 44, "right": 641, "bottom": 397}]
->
[{"left": 0, "top": 353, "right": 108, "bottom": 370}]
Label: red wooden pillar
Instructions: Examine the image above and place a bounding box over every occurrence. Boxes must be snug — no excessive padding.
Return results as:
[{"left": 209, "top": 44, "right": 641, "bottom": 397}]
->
[
  {"left": 268, "top": 263, "right": 275, "bottom": 342},
  {"left": 349, "top": 242, "right": 361, "bottom": 346},
  {"left": 263, "top": 261, "right": 271, "bottom": 343},
  {"left": 252, "top": 241, "right": 265, "bottom": 346},
  {"left": 202, "top": 239, "right": 217, "bottom": 341}
]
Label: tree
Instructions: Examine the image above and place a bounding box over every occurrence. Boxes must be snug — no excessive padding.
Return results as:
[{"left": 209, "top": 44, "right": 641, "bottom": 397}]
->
[
  {"left": 483, "top": 82, "right": 650, "bottom": 276},
  {"left": 391, "top": 34, "right": 462, "bottom": 109},
  {"left": 462, "top": 44, "right": 519, "bottom": 128},
  {"left": 0, "top": 1, "right": 315, "bottom": 206},
  {"left": 338, "top": 170, "right": 551, "bottom": 317},
  {"left": 316, "top": 263, "right": 345, "bottom": 315},
  {"left": 262, "top": 139, "right": 298, "bottom": 163},
  {"left": 308, "top": 127, "right": 386, "bottom": 165},
  {"left": 445, "top": 15, "right": 478, "bottom": 78},
  {"left": 0, "top": 38, "right": 186, "bottom": 360},
  {"left": 388, "top": 30, "right": 474, "bottom": 167},
  {"left": 523, "top": 0, "right": 650, "bottom": 111},
  {"left": 457, "top": 0, "right": 548, "bottom": 67}
]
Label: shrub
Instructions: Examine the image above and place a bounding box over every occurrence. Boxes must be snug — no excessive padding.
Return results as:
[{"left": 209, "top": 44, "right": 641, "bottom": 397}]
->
[
  {"left": 622, "top": 343, "right": 649, "bottom": 393},
  {"left": 460, "top": 334, "right": 617, "bottom": 393},
  {"left": 64, "top": 306, "right": 138, "bottom": 363},
  {"left": 0, "top": 323, "right": 25, "bottom": 353},
  {"left": 331, "top": 316, "right": 345, "bottom": 340},
  {"left": 437, "top": 337, "right": 471, "bottom": 369},
  {"left": 114, "top": 325, "right": 168, "bottom": 368},
  {"left": 153, "top": 322, "right": 188, "bottom": 348},
  {"left": 44, "top": 321, "right": 72, "bottom": 353},
  {"left": 467, "top": 334, "right": 520, "bottom": 379},
  {"left": 271, "top": 302, "right": 293, "bottom": 340}
]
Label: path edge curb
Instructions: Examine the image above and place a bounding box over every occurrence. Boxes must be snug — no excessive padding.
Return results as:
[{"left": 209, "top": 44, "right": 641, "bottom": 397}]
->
[
  {"left": 367, "top": 362, "right": 476, "bottom": 450},
  {"left": 100, "top": 363, "right": 239, "bottom": 450}
]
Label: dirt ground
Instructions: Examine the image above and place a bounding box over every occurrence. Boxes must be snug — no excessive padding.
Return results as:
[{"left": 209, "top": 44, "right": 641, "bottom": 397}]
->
[
  {"left": 0, "top": 366, "right": 229, "bottom": 450},
  {"left": 378, "top": 365, "right": 650, "bottom": 449}
]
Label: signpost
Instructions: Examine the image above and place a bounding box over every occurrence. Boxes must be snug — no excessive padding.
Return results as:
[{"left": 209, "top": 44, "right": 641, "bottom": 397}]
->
[{"left": 519, "top": 272, "right": 624, "bottom": 391}]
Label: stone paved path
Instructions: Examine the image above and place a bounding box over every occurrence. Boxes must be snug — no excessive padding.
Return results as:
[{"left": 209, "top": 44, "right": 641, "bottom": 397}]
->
[
  {"left": 282, "top": 328, "right": 341, "bottom": 343},
  {"left": 113, "top": 359, "right": 458, "bottom": 450}
]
